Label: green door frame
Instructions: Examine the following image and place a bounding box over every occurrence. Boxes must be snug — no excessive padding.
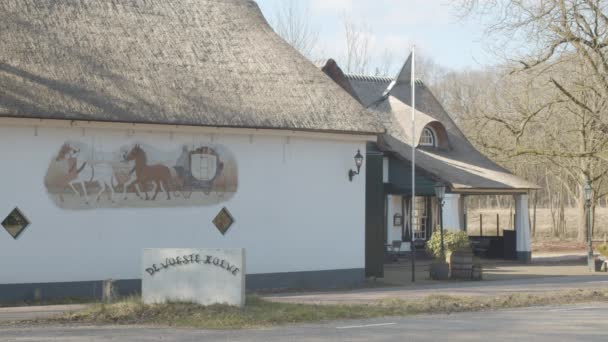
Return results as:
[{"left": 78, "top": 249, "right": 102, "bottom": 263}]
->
[{"left": 365, "top": 149, "right": 385, "bottom": 278}]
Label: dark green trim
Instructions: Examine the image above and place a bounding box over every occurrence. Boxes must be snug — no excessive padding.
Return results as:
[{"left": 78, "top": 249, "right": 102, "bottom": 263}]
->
[
  {"left": 0, "top": 279, "right": 141, "bottom": 304},
  {"left": 387, "top": 157, "right": 437, "bottom": 196},
  {"left": 247, "top": 268, "right": 365, "bottom": 290},
  {"left": 0, "top": 269, "right": 366, "bottom": 303},
  {"left": 365, "top": 149, "right": 385, "bottom": 278},
  {"left": 402, "top": 197, "right": 411, "bottom": 242}
]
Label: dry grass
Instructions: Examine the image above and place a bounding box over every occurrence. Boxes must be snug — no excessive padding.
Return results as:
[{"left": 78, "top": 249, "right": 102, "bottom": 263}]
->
[
  {"left": 468, "top": 207, "right": 608, "bottom": 241},
  {"left": 30, "top": 289, "right": 608, "bottom": 329}
]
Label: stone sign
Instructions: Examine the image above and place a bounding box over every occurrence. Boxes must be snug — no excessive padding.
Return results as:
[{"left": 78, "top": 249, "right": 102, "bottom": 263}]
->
[{"left": 142, "top": 248, "right": 245, "bottom": 307}]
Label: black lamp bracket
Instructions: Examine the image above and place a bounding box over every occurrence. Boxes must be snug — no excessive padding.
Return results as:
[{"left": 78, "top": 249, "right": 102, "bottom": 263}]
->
[{"left": 348, "top": 168, "right": 360, "bottom": 182}]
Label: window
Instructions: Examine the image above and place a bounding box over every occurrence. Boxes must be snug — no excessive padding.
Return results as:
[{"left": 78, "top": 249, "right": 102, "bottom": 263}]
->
[
  {"left": 420, "top": 127, "right": 436, "bottom": 147},
  {"left": 412, "top": 197, "right": 428, "bottom": 240}
]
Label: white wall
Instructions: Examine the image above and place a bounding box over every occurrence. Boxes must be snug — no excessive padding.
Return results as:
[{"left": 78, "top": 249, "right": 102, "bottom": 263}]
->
[
  {"left": 442, "top": 194, "right": 464, "bottom": 232},
  {"left": 386, "top": 195, "right": 402, "bottom": 244},
  {"left": 0, "top": 121, "right": 367, "bottom": 284}
]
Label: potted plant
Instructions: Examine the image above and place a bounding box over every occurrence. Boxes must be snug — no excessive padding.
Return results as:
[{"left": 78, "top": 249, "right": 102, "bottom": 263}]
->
[
  {"left": 426, "top": 230, "right": 474, "bottom": 280},
  {"left": 426, "top": 229, "right": 450, "bottom": 280},
  {"left": 598, "top": 244, "right": 608, "bottom": 272},
  {"left": 447, "top": 232, "right": 474, "bottom": 279}
]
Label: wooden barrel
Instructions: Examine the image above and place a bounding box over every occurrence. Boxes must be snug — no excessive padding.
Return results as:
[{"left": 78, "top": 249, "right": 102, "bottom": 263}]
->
[
  {"left": 471, "top": 264, "right": 483, "bottom": 280},
  {"left": 450, "top": 250, "right": 474, "bottom": 279},
  {"left": 451, "top": 264, "right": 472, "bottom": 279}
]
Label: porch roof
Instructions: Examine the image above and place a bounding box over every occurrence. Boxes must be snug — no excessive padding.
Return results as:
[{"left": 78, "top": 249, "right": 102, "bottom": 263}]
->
[
  {"left": 378, "top": 134, "right": 538, "bottom": 194},
  {"left": 344, "top": 67, "right": 540, "bottom": 193}
]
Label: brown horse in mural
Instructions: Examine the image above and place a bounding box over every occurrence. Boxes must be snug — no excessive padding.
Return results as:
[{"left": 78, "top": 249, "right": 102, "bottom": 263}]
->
[{"left": 124, "top": 145, "right": 173, "bottom": 201}]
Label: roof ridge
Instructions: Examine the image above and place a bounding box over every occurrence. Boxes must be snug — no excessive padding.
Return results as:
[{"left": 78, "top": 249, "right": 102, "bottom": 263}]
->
[
  {"left": 345, "top": 73, "right": 424, "bottom": 85},
  {"left": 345, "top": 74, "right": 393, "bottom": 83}
]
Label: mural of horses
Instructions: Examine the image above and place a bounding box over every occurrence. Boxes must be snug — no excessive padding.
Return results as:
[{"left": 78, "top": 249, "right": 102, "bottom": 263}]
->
[
  {"left": 45, "top": 141, "right": 238, "bottom": 209},
  {"left": 49, "top": 143, "right": 79, "bottom": 202},
  {"left": 63, "top": 144, "right": 118, "bottom": 204},
  {"left": 117, "top": 159, "right": 144, "bottom": 200},
  {"left": 124, "top": 144, "right": 173, "bottom": 201}
]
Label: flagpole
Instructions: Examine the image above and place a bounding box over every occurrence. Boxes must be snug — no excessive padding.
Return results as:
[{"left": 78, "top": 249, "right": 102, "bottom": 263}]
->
[{"left": 410, "top": 45, "right": 416, "bottom": 282}]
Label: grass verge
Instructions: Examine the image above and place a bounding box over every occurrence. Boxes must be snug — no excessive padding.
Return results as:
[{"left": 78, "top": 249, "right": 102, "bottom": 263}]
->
[{"left": 24, "top": 288, "right": 608, "bottom": 329}]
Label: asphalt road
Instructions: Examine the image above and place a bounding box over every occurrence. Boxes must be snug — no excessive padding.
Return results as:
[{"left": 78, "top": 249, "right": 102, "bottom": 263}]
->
[{"left": 2, "top": 302, "right": 607, "bottom": 341}]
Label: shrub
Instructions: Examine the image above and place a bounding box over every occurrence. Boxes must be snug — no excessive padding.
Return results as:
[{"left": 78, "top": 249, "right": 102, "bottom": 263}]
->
[
  {"left": 426, "top": 229, "right": 471, "bottom": 261},
  {"left": 598, "top": 244, "right": 608, "bottom": 259}
]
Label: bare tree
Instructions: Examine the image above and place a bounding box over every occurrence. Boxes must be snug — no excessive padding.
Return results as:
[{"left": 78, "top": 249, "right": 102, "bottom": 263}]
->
[
  {"left": 270, "top": 0, "right": 319, "bottom": 59},
  {"left": 373, "top": 50, "right": 448, "bottom": 89},
  {"left": 342, "top": 16, "right": 372, "bottom": 75},
  {"left": 453, "top": 0, "right": 608, "bottom": 241},
  {"left": 417, "top": 55, "right": 447, "bottom": 87},
  {"left": 375, "top": 49, "right": 396, "bottom": 77}
]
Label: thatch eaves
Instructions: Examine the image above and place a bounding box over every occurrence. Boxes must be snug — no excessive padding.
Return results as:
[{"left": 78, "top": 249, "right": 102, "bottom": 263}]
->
[{"left": 0, "top": 0, "right": 382, "bottom": 135}]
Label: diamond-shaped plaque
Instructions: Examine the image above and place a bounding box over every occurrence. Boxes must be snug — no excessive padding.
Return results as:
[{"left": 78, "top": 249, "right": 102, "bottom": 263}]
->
[
  {"left": 2, "top": 208, "right": 30, "bottom": 239},
  {"left": 213, "top": 207, "right": 234, "bottom": 235}
]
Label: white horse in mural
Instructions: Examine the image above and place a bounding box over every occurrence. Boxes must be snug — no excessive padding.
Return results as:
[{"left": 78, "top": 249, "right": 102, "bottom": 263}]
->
[{"left": 64, "top": 145, "right": 118, "bottom": 204}]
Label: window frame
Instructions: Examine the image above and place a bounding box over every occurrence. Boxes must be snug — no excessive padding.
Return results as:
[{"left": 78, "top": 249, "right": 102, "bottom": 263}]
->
[{"left": 419, "top": 127, "right": 437, "bottom": 147}]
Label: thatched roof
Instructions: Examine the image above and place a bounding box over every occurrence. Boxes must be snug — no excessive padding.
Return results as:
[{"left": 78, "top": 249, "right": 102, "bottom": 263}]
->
[
  {"left": 0, "top": 0, "right": 381, "bottom": 135},
  {"left": 320, "top": 56, "right": 538, "bottom": 192},
  {"left": 369, "top": 95, "right": 442, "bottom": 148},
  {"left": 320, "top": 59, "right": 361, "bottom": 104}
]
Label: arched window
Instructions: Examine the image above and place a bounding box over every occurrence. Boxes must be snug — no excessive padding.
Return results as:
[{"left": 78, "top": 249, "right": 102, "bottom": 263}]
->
[{"left": 420, "top": 127, "right": 436, "bottom": 147}]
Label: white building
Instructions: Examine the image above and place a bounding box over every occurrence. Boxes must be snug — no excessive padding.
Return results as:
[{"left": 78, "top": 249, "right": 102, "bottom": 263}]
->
[
  {"left": 322, "top": 56, "right": 539, "bottom": 277},
  {"left": 0, "top": 0, "right": 382, "bottom": 302}
]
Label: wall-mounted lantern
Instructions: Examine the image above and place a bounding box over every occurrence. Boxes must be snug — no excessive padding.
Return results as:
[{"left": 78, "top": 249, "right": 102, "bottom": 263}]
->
[
  {"left": 348, "top": 149, "right": 364, "bottom": 181},
  {"left": 393, "top": 213, "right": 403, "bottom": 226}
]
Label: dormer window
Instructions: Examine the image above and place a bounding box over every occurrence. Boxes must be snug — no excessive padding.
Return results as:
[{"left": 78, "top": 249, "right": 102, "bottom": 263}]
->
[{"left": 420, "top": 127, "right": 436, "bottom": 147}]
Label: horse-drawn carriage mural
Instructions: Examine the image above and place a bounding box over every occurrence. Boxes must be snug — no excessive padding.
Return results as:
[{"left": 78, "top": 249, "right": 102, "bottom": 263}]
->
[
  {"left": 174, "top": 146, "right": 225, "bottom": 199},
  {"left": 44, "top": 141, "right": 238, "bottom": 209}
]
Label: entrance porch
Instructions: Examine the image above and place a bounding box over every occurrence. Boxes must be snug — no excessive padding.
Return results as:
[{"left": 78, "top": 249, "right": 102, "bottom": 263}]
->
[
  {"left": 383, "top": 193, "right": 531, "bottom": 261},
  {"left": 365, "top": 144, "right": 534, "bottom": 278}
]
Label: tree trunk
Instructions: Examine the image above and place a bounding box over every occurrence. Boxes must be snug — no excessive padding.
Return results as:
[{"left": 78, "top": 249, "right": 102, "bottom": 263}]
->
[
  {"left": 532, "top": 191, "right": 537, "bottom": 237},
  {"left": 558, "top": 196, "right": 565, "bottom": 238},
  {"left": 576, "top": 191, "right": 587, "bottom": 242}
]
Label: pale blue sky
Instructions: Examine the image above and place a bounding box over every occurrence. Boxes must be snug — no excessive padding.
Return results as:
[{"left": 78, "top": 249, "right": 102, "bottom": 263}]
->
[{"left": 255, "top": 0, "right": 492, "bottom": 73}]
